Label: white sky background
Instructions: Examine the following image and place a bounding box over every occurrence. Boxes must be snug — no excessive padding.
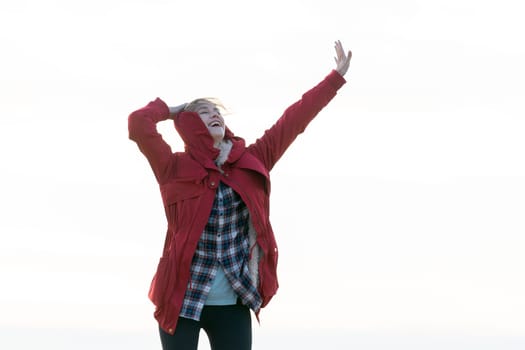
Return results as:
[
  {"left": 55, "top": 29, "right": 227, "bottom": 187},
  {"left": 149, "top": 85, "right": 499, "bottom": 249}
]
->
[{"left": 1, "top": 0, "right": 525, "bottom": 348}]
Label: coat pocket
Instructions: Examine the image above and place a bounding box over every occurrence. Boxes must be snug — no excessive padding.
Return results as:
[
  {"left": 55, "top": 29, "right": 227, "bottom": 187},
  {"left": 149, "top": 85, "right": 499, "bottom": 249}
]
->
[{"left": 160, "top": 176, "right": 207, "bottom": 205}]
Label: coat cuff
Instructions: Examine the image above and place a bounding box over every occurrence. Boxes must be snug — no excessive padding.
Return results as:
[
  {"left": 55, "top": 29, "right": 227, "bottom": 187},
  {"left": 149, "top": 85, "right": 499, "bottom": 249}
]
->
[{"left": 326, "top": 69, "right": 347, "bottom": 90}]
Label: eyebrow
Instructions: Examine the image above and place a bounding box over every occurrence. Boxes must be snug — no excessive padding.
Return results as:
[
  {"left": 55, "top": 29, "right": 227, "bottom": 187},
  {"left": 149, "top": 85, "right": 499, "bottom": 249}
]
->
[{"left": 197, "top": 106, "right": 220, "bottom": 113}]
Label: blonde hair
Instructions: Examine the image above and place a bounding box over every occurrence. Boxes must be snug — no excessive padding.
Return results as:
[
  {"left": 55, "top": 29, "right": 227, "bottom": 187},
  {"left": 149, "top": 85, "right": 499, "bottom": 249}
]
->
[{"left": 184, "top": 97, "right": 229, "bottom": 115}]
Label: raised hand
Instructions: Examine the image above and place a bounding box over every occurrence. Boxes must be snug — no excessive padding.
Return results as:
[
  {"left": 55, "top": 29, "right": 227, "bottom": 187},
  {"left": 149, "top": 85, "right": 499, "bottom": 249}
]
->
[{"left": 334, "top": 40, "right": 352, "bottom": 77}]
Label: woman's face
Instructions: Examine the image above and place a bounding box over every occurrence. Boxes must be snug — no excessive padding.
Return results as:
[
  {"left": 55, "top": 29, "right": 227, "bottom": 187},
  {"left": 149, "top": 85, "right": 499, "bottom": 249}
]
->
[{"left": 195, "top": 102, "right": 225, "bottom": 145}]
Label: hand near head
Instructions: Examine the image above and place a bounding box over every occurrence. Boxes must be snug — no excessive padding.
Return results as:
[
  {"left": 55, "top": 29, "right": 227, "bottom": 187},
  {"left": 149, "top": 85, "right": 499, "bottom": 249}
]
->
[
  {"left": 334, "top": 40, "right": 352, "bottom": 77},
  {"left": 169, "top": 103, "right": 188, "bottom": 117}
]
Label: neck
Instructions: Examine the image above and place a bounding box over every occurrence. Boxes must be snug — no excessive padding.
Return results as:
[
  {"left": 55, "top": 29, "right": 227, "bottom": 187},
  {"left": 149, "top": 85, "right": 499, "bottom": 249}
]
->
[
  {"left": 212, "top": 136, "right": 224, "bottom": 148},
  {"left": 215, "top": 139, "right": 232, "bottom": 167}
]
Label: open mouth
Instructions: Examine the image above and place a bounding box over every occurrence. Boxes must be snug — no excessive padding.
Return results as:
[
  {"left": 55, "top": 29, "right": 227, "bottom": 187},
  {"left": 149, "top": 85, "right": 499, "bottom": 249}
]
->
[{"left": 208, "top": 121, "right": 222, "bottom": 127}]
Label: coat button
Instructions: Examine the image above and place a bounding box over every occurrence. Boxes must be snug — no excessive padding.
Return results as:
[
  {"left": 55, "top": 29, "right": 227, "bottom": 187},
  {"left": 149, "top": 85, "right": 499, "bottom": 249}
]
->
[
  {"left": 210, "top": 181, "right": 216, "bottom": 187},
  {"left": 224, "top": 173, "right": 229, "bottom": 177},
  {"left": 168, "top": 328, "right": 173, "bottom": 334}
]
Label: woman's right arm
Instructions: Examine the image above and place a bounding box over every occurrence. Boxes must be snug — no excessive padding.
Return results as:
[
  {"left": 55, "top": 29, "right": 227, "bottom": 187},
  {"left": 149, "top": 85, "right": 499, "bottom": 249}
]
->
[{"left": 128, "top": 97, "right": 176, "bottom": 184}]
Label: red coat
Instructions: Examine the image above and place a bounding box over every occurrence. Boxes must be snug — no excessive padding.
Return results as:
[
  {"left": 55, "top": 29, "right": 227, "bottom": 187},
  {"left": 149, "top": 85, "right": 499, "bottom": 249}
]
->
[{"left": 128, "top": 70, "right": 346, "bottom": 334}]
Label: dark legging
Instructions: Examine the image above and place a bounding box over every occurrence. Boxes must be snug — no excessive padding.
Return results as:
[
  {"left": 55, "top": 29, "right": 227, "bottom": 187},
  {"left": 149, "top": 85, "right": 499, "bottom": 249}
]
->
[{"left": 159, "top": 304, "right": 252, "bottom": 350}]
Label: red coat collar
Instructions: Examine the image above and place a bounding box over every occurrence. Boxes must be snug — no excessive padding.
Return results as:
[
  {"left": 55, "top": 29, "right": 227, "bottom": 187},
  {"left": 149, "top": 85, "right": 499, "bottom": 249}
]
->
[{"left": 174, "top": 111, "right": 246, "bottom": 168}]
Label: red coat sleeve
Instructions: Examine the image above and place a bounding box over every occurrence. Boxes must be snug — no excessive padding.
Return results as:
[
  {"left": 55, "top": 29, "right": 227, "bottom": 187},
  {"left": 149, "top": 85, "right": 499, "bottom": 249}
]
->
[
  {"left": 247, "top": 70, "right": 346, "bottom": 171},
  {"left": 128, "top": 98, "right": 175, "bottom": 184}
]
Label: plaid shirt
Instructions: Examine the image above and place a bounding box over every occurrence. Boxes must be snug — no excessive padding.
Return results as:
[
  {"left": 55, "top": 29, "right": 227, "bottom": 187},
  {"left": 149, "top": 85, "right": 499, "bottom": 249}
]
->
[{"left": 180, "top": 182, "right": 262, "bottom": 321}]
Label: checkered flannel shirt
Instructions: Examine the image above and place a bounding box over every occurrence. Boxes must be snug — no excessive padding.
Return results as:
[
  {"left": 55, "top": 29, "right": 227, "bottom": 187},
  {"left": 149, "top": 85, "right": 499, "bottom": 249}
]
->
[{"left": 179, "top": 181, "right": 262, "bottom": 321}]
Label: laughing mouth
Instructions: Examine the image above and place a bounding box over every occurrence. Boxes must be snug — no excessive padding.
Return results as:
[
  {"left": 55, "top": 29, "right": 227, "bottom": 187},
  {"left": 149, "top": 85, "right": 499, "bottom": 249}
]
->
[{"left": 209, "top": 122, "right": 222, "bottom": 127}]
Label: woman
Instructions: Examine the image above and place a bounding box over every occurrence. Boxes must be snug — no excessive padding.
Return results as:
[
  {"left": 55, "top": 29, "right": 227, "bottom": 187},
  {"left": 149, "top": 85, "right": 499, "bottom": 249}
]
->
[{"left": 128, "top": 40, "right": 352, "bottom": 350}]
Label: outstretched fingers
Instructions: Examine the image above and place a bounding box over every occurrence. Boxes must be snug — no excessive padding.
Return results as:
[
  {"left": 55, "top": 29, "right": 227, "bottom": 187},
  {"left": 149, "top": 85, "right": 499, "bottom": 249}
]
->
[{"left": 333, "top": 40, "right": 352, "bottom": 76}]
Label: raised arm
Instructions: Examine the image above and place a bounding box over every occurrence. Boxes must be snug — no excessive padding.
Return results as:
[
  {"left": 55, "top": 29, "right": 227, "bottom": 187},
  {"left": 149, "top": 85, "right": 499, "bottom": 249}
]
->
[
  {"left": 248, "top": 41, "right": 352, "bottom": 171},
  {"left": 128, "top": 98, "right": 182, "bottom": 184}
]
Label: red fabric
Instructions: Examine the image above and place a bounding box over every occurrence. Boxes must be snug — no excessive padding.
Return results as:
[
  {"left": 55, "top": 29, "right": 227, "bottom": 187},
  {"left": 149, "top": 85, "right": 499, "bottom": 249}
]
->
[{"left": 128, "top": 70, "right": 346, "bottom": 334}]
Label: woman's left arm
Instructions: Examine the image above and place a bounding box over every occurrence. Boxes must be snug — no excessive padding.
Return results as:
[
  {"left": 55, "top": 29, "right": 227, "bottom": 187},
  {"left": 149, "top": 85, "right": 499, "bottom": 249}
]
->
[{"left": 248, "top": 41, "right": 352, "bottom": 171}]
